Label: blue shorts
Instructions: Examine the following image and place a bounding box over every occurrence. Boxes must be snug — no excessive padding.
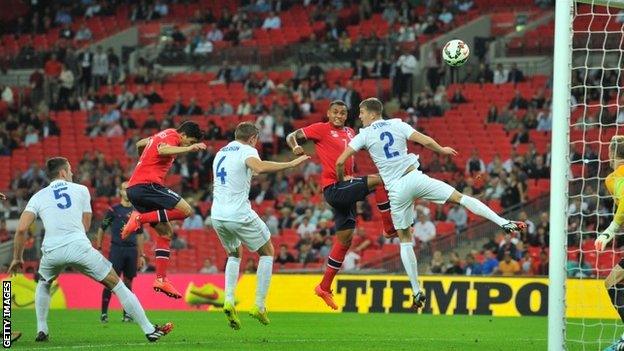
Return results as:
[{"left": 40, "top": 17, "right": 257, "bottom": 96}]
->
[
  {"left": 109, "top": 245, "right": 138, "bottom": 279},
  {"left": 126, "top": 183, "right": 181, "bottom": 213},
  {"left": 322, "top": 176, "right": 370, "bottom": 231}
]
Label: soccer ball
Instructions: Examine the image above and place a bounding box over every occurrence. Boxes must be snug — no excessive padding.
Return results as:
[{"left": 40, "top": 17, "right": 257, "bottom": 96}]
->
[{"left": 442, "top": 39, "right": 470, "bottom": 67}]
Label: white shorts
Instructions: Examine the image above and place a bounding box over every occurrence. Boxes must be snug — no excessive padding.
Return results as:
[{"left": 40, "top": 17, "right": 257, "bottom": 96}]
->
[
  {"left": 38, "top": 240, "right": 112, "bottom": 282},
  {"left": 388, "top": 170, "right": 455, "bottom": 230},
  {"left": 212, "top": 213, "right": 271, "bottom": 253}
]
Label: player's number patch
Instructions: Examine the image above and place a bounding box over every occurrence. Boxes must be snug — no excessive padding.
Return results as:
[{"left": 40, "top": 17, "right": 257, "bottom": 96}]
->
[
  {"left": 215, "top": 156, "right": 227, "bottom": 185},
  {"left": 53, "top": 187, "right": 72, "bottom": 209},
  {"left": 380, "top": 132, "right": 400, "bottom": 159}
]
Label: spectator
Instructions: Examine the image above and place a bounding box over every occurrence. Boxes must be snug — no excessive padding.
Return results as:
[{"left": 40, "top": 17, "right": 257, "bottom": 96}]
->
[
  {"left": 465, "top": 149, "right": 486, "bottom": 174},
  {"left": 168, "top": 96, "right": 187, "bottom": 116},
  {"left": 450, "top": 88, "right": 468, "bottom": 104},
  {"left": 92, "top": 46, "right": 109, "bottom": 91},
  {"left": 186, "top": 98, "right": 203, "bottom": 115},
  {"left": 382, "top": 2, "right": 399, "bottom": 25},
  {"left": 447, "top": 204, "right": 468, "bottom": 233},
  {"left": 509, "top": 90, "right": 529, "bottom": 109},
  {"left": 351, "top": 59, "right": 370, "bottom": 80},
  {"left": 263, "top": 208, "right": 279, "bottom": 235},
  {"left": 141, "top": 113, "right": 160, "bottom": 132},
  {"left": 464, "top": 253, "right": 483, "bottom": 275},
  {"left": 481, "top": 249, "right": 499, "bottom": 275},
  {"left": 395, "top": 50, "right": 418, "bottom": 99},
  {"left": 537, "top": 251, "right": 549, "bottom": 275},
  {"left": 438, "top": 6, "right": 453, "bottom": 24},
  {"left": 199, "top": 258, "right": 218, "bottom": 273},
  {"left": 445, "top": 252, "right": 464, "bottom": 274},
  {"left": 486, "top": 105, "right": 498, "bottom": 123},
  {"left": 75, "top": 24, "right": 92, "bottom": 41},
  {"left": 297, "top": 243, "right": 317, "bottom": 264},
  {"left": 537, "top": 109, "right": 552, "bottom": 131},
  {"left": 430, "top": 250, "right": 445, "bottom": 274},
  {"left": 296, "top": 217, "right": 316, "bottom": 237},
  {"left": 275, "top": 244, "right": 296, "bottom": 265},
  {"left": 526, "top": 155, "right": 550, "bottom": 179},
  {"left": 132, "top": 93, "right": 150, "bottom": 110},
  {"left": 507, "top": 63, "right": 525, "bottom": 83},
  {"left": 262, "top": 12, "right": 281, "bottom": 29},
  {"left": 194, "top": 38, "right": 214, "bottom": 55},
  {"left": 216, "top": 99, "right": 234, "bottom": 116},
  {"left": 24, "top": 126, "right": 39, "bottom": 147},
  {"left": 483, "top": 176, "right": 505, "bottom": 200},
  {"left": 413, "top": 213, "right": 436, "bottom": 243},
  {"left": 371, "top": 53, "right": 391, "bottom": 79},
  {"left": 244, "top": 258, "right": 257, "bottom": 273},
  {"left": 206, "top": 23, "right": 223, "bottom": 42},
  {"left": 493, "top": 64, "right": 508, "bottom": 85},
  {"left": 182, "top": 208, "right": 204, "bottom": 229},
  {"left": 146, "top": 86, "right": 163, "bottom": 104},
  {"left": 351, "top": 227, "right": 373, "bottom": 254},
  {"left": 496, "top": 251, "right": 521, "bottom": 276},
  {"left": 511, "top": 125, "right": 530, "bottom": 144}
]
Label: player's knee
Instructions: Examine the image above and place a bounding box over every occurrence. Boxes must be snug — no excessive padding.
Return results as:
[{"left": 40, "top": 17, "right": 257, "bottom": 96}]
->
[
  {"left": 259, "top": 241, "right": 274, "bottom": 257},
  {"left": 448, "top": 191, "right": 463, "bottom": 204}
]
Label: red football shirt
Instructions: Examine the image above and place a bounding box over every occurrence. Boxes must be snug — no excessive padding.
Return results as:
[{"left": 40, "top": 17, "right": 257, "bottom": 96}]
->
[
  {"left": 128, "top": 129, "right": 182, "bottom": 187},
  {"left": 301, "top": 122, "right": 355, "bottom": 188}
]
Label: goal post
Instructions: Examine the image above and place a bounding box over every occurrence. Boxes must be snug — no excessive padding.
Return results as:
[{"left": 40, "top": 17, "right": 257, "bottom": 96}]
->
[{"left": 549, "top": 0, "right": 572, "bottom": 350}]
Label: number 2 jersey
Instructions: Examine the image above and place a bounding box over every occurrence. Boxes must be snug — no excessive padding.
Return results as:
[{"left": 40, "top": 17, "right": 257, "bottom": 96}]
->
[
  {"left": 128, "top": 128, "right": 182, "bottom": 187},
  {"left": 348, "top": 118, "right": 420, "bottom": 189},
  {"left": 25, "top": 179, "right": 92, "bottom": 251},
  {"left": 211, "top": 141, "right": 261, "bottom": 222}
]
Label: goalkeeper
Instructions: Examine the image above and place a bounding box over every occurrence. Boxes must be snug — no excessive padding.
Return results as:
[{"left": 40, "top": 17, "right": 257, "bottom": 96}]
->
[{"left": 595, "top": 135, "right": 624, "bottom": 351}]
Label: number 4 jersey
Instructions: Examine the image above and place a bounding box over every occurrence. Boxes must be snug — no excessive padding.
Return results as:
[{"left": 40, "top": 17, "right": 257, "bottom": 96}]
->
[
  {"left": 24, "top": 180, "right": 93, "bottom": 251},
  {"left": 211, "top": 141, "right": 261, "bottom": 222},
  {"left": 349, "top": 118, "right": 420, "bottom": 189}
]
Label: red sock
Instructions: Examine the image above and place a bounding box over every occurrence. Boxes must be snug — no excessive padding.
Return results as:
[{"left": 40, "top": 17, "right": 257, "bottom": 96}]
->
[
  {"left": 320, "top": 241, "right": 350, "bottom": 292},
  {"left": 374, "top": 185, "right": 396, "bottom": 235},
  {"left": 155, "top": 235, "right": 171, "bottom": 279},
  {"left": 140, "top": 209, "right": 189, "bottom": 224}
]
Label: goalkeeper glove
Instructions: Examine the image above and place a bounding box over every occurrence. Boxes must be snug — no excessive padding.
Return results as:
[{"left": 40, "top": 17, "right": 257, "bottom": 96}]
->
[{"left": 595, "top": 222, "right": 620, "bottom": 251}]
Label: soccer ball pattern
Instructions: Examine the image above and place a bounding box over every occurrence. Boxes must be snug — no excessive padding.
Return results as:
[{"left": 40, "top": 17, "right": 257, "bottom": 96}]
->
[{"left": 442, "top": 39, "right": 470, "bottom": 67}]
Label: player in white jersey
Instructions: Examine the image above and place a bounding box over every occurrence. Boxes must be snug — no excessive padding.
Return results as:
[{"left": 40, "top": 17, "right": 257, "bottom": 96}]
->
[
  {"left": 336, "top": 98, "right": 526, "bottom": 309},
  {"left": 7, "top": 157, "right": 173, "bottom": 343},
  {"left": 211, "top": 122, "right": 309, "bottom": 329}
]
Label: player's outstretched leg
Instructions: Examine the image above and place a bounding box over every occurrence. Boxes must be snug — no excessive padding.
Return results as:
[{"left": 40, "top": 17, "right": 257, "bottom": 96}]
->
[
  {"left": 152, "top": 223, "right": 182, "bottom": 299},
  {"left": 315, "top": 230, "right": 351, "bottom": 310},
  {"left": 122, "top": 277, "right": 134, "bottom": 322},
  {"left": 102, "top": 269, "right": 174, "bottom": 342},
  {"left": 397, "top": 229, "right": 426, "bottom": 311},
  {"left": 223, "top": 251, "right": 242, "bottom": 330},
  {"left": 121, "top": 199, "right": 193, "bottom": 239},
  {"left": 250, "top": 242, "right": 274, "bottom": 325},
  {"left": 448, "top": 191, "right": 526, "bottom": 233},
  {"left": 35, "top": 280, "right": 51, "bottom": 341}
]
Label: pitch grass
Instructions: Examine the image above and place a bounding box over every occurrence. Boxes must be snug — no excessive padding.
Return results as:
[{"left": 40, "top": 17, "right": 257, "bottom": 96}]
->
[{"left": 6, "top": 309, "right": 621, "bottom": 350}]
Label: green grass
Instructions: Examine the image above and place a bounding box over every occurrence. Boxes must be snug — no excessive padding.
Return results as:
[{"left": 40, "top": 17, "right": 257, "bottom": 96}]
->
[{"left": 6, "top": 309, "right": 622, "bottom": 350}]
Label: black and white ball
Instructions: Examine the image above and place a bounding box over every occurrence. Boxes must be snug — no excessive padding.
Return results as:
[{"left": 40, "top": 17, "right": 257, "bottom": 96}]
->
[{"left": 442, "top": 39, "right": 470, "bottom": 67}]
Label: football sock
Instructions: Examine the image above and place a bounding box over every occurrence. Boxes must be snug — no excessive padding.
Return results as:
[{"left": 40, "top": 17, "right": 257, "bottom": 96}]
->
[
  {"left": 35, "top": 281, "right": 51, "bottom": 334},
  {"left": 255, "top": 256, "right": 273, "bottom": 310},
  {"left": 112, "top": 280, "right": 155, "bottom": 334},
  {"left": 608, "top": 284, "right": 624, "bottom": 323},
  {"left": 459, "top": 195, "right": 508, "bottom": 226},
  {"left": 225, "top": 257, "right": 241, "bottom": 304},
  {"left": 140, "top": 209, "right": 189, "bottom": 224},
  {"left": 400, "top": 243, "right": 420, "bottom": 294},
  {"left": 375, "top": 186, "right": 396, "bottom": 234},
  {"left": 320, "top": 240, "right": 350, "bottom": 292},
  {"left": 101, "top": 288, "right": 112, "bottom": 314},
  {"left": 155, "top": 236, "right": 171, "bottom": 279},
  {"left": 123, "top": 279, "right": 133, "bottom": 317}
]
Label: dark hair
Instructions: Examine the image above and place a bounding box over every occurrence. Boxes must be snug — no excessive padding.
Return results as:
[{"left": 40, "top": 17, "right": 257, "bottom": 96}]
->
[
  {"left": 359, "top": 98, "right": 383, "bottom": 115},
  {"left": 329, "top": 100, "right": 348, "bottom": 109},
  {"left": 235, "top": 122, "right": 259, "bottom": 141},
  {"left": 177, "top": 121, "right": 203, "bottom": 140},
  {"left": 46, "top": 157, "right": 69, "bottom": 179}
]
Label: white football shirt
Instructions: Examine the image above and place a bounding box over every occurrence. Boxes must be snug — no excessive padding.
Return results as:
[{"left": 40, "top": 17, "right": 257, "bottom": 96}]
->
[
  {"left": 211, "top": 141, "right": 261, "bottom": 222},
  {"left": 349, "top": 118, "right": 420, "bottom": 188},
  {"left": 25, "top": 179, "right": 92, "bottom": 251}
]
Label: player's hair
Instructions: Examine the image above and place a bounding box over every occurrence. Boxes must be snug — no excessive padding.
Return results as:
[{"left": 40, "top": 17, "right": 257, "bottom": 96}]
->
[
  {"left": 359, "top": 98, "right": 383, "bottom": 115},
  {"left": 46, "top": 157, "right": 69, "bottom": 179},
  {"left": 235, "top": 122, "right": 259, "bottom": 141},
  {"left": 329, "top": 100, "right": 347, "bottom": 109},
  {"left": 611, "top": 135, "right": 624, "bottom": 160},
  {"left": 177, "top": 121, "right": 204, "bottom": 140}
]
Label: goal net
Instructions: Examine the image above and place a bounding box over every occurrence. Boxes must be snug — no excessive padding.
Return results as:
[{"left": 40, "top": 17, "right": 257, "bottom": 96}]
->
[{"left": 564, "top": 0, "right": 624, "bottom": 349}]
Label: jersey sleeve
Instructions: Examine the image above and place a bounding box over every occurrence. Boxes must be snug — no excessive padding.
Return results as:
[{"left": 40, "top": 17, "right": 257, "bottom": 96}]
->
[
  {"left": 348, "top": 129, "right": 367, "bottom": 151},
  {"left": 398, "top": 120, "right": 417, "bottom": 139},
  {"left": 81, "top": 186, "right": 92, "bottom": 213},
  {"left": 612, "top": 177, "right": 624, "bottom": 226},
  {"left": 24, "top": 193, "right": 39, "bottom": 216},
  {"left": 241, "top": 146, "right": 261, "bottom": 161},
  {"left": 301, "top": 122, "right": 325, "bottom": 142}
]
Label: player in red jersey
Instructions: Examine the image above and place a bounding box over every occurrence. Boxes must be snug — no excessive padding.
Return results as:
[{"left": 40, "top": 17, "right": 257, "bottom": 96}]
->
[
  {"left": 122, "top": 121, "right": 206, "bottom": 299},
  {"left": 286, "top": 100, "right": 396, "bottom": 310}
]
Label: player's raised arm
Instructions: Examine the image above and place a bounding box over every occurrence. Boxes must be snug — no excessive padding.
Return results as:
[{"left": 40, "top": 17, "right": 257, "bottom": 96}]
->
[
  {"left": 8, "top": 210, "right": 36, "bottom": 273},
  {"left": 245, "top": 155, "right": 310, "bottom": 174},
  {"left": 157, "top": 142, "right": 206, "bottom": 156},
  {"left": 136, "top": 137, "right": 150, "bottom": 155},
  {"left": 286, "top": 129, "right": 306, "bottom": 155},
  {"left": 408, "top": 130, "right": 458, "bottom": 156},
  {"left": 335, "top": 146, "right": 357, "bottom": 182}
]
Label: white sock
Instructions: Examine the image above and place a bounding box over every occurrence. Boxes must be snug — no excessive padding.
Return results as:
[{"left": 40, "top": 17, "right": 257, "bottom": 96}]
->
[
  {"left": 400, "top": 242, "right": 420, "bottom": 294},
  {"left": 112, "top": 281, "right": 155, "bottom": 334},
  {"left": 35, "top": 281, "right": 51, "bottom": 334},
  {"left": 255, "top": 256, "right": 273, "bottom": 311},
  {"left": 225, "top": 257, "right": 241, "bottom": 304},
  {"left": 459, "top": 195, "right": 508, "bottom": 226}
]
